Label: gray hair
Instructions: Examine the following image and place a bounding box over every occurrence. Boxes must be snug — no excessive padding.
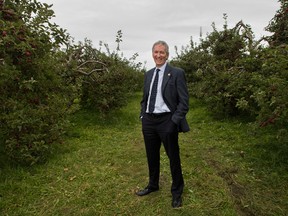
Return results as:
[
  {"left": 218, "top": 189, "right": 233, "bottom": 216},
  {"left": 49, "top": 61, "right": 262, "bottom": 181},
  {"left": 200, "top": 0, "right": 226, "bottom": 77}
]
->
[{"left": 152, "top": 40, "right": 169, "bottom": 56}]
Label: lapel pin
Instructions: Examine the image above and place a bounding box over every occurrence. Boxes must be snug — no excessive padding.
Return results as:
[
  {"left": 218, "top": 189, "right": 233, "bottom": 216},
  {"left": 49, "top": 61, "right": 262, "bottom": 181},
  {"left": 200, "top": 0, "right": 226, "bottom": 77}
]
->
[{"left": 168, "top": 73, "right": 171, "bottom": 76}]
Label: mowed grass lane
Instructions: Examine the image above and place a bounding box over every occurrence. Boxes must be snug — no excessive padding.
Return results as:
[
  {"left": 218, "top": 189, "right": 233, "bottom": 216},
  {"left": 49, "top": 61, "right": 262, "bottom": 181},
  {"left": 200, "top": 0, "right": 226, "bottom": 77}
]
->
[{"left": 0, "top": 92, "right": 287, "bottom": 215}]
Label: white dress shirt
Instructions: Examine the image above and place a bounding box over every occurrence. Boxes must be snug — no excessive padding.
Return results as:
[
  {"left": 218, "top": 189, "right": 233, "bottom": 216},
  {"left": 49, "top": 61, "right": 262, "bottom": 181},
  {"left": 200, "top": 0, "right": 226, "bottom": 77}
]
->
[{"left": 146, "top": 62, "right": 171, "bottom": 114}]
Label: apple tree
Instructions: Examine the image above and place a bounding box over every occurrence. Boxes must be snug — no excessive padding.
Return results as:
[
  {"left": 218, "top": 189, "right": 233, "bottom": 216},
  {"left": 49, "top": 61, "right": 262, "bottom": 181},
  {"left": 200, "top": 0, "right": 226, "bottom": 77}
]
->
[{"left": 0, "top": 0, "right": 73, "bottom": 165}]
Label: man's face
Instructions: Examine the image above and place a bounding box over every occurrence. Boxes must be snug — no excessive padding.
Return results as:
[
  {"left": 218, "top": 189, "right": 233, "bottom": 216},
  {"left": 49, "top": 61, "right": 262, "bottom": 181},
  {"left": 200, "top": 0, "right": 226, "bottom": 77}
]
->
[{"left": 152, "top": 44, "right": 168, "bottom": 67}]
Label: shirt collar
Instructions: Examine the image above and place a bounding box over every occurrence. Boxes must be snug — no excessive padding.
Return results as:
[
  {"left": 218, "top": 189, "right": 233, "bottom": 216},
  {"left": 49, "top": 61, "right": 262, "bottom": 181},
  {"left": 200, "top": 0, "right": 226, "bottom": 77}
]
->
[{"left": 156, "top": 62, "right": 167, "bottom": 72}]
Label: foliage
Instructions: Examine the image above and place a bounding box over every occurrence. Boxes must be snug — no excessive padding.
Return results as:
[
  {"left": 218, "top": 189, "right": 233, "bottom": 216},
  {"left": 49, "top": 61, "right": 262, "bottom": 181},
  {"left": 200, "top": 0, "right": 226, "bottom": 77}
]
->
[
  {"left": 0, "top": 0, "right": 144, "bottom": 165},
  {"left": 265, "top": 0, "right": 288, "bottom": 46},
  {"left": 64, "top": 38, "right": 144, "bottom": 113},
  {"left": 0, "top": 0, "right": 72, "bottom": 165},
  {"left": 173, "top": 16, "right": 257, "bottom": 117},
  {"left": 172, "top": 13, "right": 288, "bottom": 142},
  {"left": 251, "top": 45, "right": 288, "bottom": 129}
]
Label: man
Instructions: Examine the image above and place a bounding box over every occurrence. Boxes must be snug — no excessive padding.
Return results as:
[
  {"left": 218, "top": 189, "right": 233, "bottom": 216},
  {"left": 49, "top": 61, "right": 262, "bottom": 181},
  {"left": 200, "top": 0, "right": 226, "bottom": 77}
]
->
[{"left": 136, "top": 40, "right": 190, "bottom": 208}]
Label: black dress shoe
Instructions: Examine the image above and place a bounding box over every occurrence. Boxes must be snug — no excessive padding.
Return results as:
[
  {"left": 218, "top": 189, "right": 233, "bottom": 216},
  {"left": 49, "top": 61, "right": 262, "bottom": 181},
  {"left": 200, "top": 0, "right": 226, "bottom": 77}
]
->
[
  {"left": 135, "top": 187, "right": 158, "bottom": 196},
  {"left": 172, "top": 196, "right": 182, "bottom": 208}
]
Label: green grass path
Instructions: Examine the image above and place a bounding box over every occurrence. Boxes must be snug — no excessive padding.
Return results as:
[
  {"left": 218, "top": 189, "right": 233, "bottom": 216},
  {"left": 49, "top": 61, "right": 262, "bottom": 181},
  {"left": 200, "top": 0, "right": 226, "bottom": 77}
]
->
[{"left": 1, "top": 92, "right": 287, "bottom": 215}]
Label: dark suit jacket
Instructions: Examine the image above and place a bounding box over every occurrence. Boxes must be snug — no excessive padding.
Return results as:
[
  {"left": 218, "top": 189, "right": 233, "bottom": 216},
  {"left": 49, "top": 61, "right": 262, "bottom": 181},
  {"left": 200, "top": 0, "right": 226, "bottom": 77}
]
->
[{"left": 140, "top": 64, "right": 190, "bottom": 132}]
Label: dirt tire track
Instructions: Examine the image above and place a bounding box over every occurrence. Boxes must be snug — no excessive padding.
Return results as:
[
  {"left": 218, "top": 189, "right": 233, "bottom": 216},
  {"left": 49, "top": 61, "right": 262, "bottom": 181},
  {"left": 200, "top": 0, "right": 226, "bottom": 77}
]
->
[{"left": 204, "top": 151, "right": 256, "bottom": 216}]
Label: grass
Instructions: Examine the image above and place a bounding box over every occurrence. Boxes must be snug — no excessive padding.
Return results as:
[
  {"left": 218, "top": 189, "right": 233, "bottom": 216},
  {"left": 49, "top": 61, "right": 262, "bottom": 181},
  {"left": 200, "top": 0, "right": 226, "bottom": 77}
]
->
[{"left": 0, "top": 92, "right": 287, "bottom": 215}]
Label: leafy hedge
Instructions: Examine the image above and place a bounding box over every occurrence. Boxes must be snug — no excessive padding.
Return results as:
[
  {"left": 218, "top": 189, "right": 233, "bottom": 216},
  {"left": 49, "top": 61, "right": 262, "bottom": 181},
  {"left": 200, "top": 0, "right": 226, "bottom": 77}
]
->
[
  {"left": 0, "top": 1, "right": 143, "bottom": 165},
  {"left": 65, "top": 39, "right": 143, "bottom": 114},
  {"left": 172, "top": 9, "right": 288, "bottom": 141},
  {"left": 0, "top": 0, "right": 73, "bottom": 165}
]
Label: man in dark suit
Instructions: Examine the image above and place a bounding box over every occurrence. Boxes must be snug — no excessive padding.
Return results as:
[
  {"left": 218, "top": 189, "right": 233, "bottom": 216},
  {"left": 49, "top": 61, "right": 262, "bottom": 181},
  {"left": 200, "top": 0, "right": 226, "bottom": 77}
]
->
[{"left": 136, "top": 40, "right": 190, "bottom": 208}]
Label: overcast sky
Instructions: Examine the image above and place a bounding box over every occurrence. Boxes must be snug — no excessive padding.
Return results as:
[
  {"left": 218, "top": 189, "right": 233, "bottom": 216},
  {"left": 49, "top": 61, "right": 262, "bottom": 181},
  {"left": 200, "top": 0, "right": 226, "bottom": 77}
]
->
[{"left": 39, "top": 0, "right": 280, "bottom": 69}]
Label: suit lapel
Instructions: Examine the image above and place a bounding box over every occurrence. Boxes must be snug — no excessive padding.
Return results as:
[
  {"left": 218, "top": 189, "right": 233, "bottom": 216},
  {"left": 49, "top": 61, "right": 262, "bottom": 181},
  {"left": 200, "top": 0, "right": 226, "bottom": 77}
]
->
[
  {"left": 162, "top": 64, "right": 172, "bottom": 93},
  {"left": 146, "top": 68, "right": 155, "bottom": 94}
]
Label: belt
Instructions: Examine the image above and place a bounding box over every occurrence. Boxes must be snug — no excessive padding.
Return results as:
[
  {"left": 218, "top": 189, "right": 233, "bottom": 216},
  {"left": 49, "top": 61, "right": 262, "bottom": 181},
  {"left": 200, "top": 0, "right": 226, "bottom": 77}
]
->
[{"left": 146, "top": 112, "right": 171, "bottom": 118}]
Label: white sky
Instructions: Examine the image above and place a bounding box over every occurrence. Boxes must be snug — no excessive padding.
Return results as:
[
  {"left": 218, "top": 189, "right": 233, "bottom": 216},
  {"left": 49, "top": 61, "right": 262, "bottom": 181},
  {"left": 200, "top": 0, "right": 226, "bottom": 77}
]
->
[{"left": 39, "top": 0, "right": 280, "bottom": 69}]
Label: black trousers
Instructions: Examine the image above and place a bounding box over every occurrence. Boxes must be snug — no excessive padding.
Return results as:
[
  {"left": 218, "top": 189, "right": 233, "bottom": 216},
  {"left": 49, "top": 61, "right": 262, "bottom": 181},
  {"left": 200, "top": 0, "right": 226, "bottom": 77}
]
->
[{"left": 142, "top": 113, "right": 184, "bottom": 198}]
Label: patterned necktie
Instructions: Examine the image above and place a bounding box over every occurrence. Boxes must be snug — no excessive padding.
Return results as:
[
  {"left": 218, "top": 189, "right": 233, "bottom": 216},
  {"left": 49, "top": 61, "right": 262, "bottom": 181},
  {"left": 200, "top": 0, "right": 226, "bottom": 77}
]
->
[{"left": 148, "top": 68, "right": 160, "bottom": 113}]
